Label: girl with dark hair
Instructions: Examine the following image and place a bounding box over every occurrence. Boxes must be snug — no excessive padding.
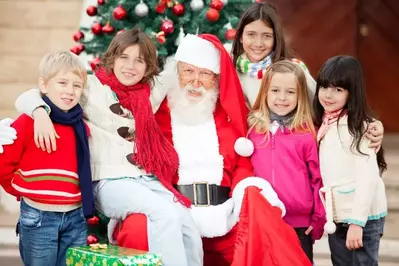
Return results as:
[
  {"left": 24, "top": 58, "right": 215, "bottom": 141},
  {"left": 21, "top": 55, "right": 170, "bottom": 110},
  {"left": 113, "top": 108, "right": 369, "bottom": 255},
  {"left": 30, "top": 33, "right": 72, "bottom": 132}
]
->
[
  {"left": 315, "top": 55, "right": 387, "bottom": 266},
  {"left": 231, "top": 2, "right": 384, "bottom": 149}
]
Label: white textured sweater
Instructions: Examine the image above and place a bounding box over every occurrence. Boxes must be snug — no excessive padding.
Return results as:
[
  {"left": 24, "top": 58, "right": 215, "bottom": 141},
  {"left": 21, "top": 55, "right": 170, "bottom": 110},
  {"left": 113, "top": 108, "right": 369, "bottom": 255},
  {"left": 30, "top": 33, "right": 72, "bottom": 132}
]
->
[
  {"left": 15, "top": 75, "right": 166, "bottom": 181},
  {"left": 319, "top": 116, "right": 387, "bottom": 227}
]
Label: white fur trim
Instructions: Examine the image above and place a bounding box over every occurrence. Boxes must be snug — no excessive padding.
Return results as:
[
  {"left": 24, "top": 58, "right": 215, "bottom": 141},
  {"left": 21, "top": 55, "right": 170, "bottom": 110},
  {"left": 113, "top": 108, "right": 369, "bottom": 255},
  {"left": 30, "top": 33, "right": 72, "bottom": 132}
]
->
[
  {"left": 174, "top": 34, "right": 220, "bottom": 74},
  {"left": 223, "top": 42, "right": 232, "bottom": 53},
  {"left": 234, "top": 137, "right": 254, "bottom": 157},
  {"left": 107, "top": 218, "right": 119, "bottom": 244},
  {"left": 190, "top": 198, "right": 238, "bottom": 238},
  {"left": 232, "top": 177, "right": 286, "bottom": 218},
  {"left": 324, "top": 222, "right": 336, "bottom": 234},
  {"left": 171, "top": 114, "right": 224, "bottom": 185}
]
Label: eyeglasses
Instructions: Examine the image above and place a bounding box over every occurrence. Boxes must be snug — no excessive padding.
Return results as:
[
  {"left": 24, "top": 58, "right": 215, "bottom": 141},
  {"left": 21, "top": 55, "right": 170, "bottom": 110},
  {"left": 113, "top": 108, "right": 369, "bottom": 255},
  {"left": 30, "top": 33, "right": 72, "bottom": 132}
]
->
[{"left": 178, "top": 67, "right": 217, "bottom": 87}]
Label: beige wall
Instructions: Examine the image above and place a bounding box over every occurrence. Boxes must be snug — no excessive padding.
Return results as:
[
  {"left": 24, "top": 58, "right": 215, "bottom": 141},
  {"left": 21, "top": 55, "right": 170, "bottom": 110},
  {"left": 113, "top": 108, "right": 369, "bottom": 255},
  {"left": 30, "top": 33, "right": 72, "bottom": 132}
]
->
[
  {"left": 0, "top": 0, "right": 83, "bottom": 119},
  {"left": 0, "top": 0, "right": 83, "bottom": 214}
]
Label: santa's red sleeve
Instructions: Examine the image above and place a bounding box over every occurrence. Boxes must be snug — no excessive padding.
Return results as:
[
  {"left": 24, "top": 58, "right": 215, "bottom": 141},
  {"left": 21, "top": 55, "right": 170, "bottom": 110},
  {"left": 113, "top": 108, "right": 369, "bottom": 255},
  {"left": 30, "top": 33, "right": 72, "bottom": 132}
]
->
[
  {"left": 230, "top": 155, "right": 254, "bottom": 191},
  {"left": 232, "top": 186, "right": 312, "bottom": 266},
  {"left": 0, "top": 115, "right": 33, "bottom": 197}
]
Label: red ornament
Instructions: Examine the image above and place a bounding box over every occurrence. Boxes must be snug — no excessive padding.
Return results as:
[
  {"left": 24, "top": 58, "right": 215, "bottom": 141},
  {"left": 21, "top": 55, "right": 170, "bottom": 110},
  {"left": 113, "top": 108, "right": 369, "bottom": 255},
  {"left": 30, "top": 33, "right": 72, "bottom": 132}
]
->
[
  {"left": 225, "top": 28, "right": 236, "bottom": 40},
  {"left": 73, "top": 31, "right": 84, "bottom": 42},
  {"left": 87, "top": 215, "right": 100, "bottom": 225},
  {"left": 91, "top": 22, "right": 102, "bottom": 35},
  {"left": 210, "top": 0, "right": 223, "bottom": 11},
  {"left": 97, "top": 0, "right": 106, "bottom": 5},
  {"left": 161, "top": 19, "right": 174, "bottom": 35},
  {"left": 156, "top": 3, "right": 167, "bottom": 14},
  {"left": 156, "top": 31, "right": 166, "bottom": 44},
  {"left": 206, "top": 8, "right": 220, "bottom": 22},
  {"left": 70, "top": 43, "right": 84, "bottom": 55},
  {"left": 102, "top": 23, "right": 114, "bottom": 34},
  {"left": 172, "top": 3, "right": 185, "bottom": 16},
  {"left": 113, "top": 5, "right": 127, "bottom": 20},
  {"left": 87, "top": 234, "right": 99, "bottom": 245},
  {"left": 86, "top": 5, "right": 98, "bottom": 16},
  {"left": 70, "top": 46, "right": 79, "bottom": 55}
]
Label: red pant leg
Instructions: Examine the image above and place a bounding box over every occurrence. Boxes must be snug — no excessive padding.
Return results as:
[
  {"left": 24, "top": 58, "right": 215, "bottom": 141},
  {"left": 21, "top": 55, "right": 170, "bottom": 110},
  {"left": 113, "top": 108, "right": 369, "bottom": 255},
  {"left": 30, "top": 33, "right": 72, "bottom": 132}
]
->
[
  {"left": 112, "top": 213, "right": 149, "bottom": 251},
  {"left": 203, "top": 225, "right": 237, "bottom": 266}
]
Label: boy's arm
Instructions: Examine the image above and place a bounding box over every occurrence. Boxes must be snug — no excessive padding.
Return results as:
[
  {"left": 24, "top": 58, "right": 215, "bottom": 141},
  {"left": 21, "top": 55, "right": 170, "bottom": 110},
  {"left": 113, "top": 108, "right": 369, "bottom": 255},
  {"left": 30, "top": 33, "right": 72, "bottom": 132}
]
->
[
  {"left": 0, "top": 115, "right": 34, "bottom": 197},
  {"left": 150, "top": 57, "right": 176, "bottom": 113},
  {"left": 15, "top": 88, "right": 49, "bottom": 117}
]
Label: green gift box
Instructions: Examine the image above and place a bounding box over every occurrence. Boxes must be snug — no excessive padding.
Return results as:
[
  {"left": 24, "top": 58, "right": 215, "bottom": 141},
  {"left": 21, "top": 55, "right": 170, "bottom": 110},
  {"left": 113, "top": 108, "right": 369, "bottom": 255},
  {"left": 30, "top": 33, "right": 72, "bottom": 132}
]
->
[{"left": 66, "top": 244, "right": 162, "bottom": 266}]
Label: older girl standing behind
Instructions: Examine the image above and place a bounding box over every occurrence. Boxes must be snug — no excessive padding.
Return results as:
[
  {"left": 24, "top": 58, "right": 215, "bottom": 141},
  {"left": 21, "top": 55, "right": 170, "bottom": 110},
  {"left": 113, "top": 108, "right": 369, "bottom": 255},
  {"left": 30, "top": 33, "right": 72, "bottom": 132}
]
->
[
  {"left": 230, "top": 2, "right": 384, "bottom": 149},
  {"left": 247, "top": 60, "right": 326, "bottom": 262},
  {"left": 315, "top": 55, "right": 387, "bottom": 266},
  {"left": 231, "top": 2, "right": 316, "bottom": 108}
]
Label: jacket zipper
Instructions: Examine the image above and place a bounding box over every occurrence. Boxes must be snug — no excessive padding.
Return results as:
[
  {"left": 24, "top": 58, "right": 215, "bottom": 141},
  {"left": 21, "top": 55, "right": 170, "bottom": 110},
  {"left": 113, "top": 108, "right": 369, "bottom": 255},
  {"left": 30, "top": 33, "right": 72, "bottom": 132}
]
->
[{"left": 271, "top": 134, "right": 275, "bottom": 186}]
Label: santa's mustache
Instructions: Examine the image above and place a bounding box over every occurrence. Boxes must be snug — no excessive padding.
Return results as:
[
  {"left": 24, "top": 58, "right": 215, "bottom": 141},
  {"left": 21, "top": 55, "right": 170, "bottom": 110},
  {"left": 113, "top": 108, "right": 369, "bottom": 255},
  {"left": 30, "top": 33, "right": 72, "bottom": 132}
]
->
[{"left": 185, "top": 84, "right": 207, "bottom": 95}]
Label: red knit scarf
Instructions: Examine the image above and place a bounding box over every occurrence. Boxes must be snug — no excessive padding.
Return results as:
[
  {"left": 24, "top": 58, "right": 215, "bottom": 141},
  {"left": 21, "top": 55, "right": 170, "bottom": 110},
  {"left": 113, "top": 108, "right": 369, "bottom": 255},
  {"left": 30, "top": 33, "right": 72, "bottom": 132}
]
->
[
  {"left": 95, "top": 68, "right": 190, "bottom": 207},
  {"left": 317, "top": 109, "right": 346, "bottom": 143}
]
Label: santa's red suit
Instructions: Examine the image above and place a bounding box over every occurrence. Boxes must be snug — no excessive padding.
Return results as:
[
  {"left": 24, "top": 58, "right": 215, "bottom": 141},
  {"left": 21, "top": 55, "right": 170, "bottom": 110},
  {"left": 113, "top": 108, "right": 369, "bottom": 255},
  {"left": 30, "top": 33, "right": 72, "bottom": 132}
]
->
[
  {"left": 112, "top": 34, "right": 287, "bottom": 266},
  {"left": 156, "top": 98, "right": 255, "bottom": 265}
]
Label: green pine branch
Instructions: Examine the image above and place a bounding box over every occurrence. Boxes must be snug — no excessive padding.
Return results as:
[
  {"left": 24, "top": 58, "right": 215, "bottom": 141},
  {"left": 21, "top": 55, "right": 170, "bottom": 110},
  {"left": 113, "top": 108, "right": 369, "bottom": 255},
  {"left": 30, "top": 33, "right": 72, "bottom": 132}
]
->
[{"left": 78, "top": 0, "right": 253, "bottom": 61}]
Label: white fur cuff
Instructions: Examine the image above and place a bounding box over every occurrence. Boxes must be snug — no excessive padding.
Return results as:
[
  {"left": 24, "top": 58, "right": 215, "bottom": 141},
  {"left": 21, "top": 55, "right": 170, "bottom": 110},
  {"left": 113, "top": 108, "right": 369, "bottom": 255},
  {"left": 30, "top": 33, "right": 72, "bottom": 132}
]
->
[
  {"left": 107, "top": 218, "right": 119, "bottom": 245},
  {"left": 232, "top": 177, "right": 286, "bottom": 217}
]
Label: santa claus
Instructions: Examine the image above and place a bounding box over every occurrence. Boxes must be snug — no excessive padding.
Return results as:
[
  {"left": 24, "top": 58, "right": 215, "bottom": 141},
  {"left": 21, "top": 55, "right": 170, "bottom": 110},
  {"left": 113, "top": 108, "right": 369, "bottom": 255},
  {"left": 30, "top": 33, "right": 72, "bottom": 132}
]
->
[{"left": 115, "top": 34, "right": 286, "bottom": 266}]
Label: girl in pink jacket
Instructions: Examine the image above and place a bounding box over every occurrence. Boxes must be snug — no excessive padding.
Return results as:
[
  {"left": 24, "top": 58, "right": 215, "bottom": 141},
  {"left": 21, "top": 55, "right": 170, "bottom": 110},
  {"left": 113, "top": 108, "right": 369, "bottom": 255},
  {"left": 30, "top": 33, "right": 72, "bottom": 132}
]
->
[{"left": 243, "top": 60, "right": 326, "bottom": 262}]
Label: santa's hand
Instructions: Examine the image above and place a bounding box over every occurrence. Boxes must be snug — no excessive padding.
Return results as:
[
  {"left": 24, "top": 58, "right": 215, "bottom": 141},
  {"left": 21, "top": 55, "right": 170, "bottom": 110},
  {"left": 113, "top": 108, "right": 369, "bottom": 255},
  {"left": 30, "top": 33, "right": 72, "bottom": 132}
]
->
[
  {"left": 0, "top": 118, "right": 17, "bottom": 153},
  {"left": 232, "top": 177, "right": 286, "bottom": 217}
]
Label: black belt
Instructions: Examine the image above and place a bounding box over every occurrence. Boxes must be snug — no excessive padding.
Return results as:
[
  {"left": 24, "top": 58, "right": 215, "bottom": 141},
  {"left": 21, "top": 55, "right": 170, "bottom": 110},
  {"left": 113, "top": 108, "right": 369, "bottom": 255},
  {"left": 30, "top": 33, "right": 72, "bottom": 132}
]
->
[{"left": 175, "top": 183, "right": 230, "bottom": 206}]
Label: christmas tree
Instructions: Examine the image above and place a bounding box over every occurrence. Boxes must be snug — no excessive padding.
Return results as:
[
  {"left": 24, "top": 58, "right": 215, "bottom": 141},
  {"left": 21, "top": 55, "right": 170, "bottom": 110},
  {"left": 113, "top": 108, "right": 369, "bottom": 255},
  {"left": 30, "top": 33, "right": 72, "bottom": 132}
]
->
[{"left": 71, "top": 0, "right": 253, "bottom": 70}]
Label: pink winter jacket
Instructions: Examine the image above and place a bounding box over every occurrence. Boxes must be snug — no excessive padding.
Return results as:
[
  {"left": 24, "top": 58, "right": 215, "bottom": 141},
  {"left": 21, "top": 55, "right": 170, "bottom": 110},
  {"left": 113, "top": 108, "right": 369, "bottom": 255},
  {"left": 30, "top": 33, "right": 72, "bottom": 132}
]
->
[{"left": 249, "top": 128, "right": 326, "bottom": 241}]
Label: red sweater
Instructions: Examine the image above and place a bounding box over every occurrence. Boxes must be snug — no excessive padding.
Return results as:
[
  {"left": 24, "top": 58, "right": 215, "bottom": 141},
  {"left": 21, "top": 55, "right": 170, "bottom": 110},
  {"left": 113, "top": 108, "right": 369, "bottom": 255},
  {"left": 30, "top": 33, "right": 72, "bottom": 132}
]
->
[{"left": 0, "top": 115, "right": 87, "bottom": 205}]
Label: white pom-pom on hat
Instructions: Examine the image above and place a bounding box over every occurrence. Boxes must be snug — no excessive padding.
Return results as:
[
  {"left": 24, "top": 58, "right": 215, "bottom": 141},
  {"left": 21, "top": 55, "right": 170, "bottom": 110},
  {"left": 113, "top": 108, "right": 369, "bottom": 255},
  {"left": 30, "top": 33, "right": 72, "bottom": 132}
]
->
[
  {"left": 234, "top": 137, "right": 254, "bottom": 157},
  {"left": 324, "top": 222, "right": 336, "bottom": 234}
]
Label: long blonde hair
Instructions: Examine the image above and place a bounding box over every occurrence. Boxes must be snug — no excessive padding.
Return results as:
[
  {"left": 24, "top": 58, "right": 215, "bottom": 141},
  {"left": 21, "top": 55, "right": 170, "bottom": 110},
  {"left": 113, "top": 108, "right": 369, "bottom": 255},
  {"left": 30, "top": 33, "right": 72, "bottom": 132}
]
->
[{"left": 248, "top": 60, "right": 315, "bottom": 138}]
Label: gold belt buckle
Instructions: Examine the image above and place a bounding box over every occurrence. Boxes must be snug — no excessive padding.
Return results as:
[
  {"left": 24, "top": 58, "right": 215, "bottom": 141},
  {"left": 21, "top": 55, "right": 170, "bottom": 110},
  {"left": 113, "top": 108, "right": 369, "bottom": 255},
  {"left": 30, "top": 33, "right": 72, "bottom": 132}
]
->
[{"left": 193, "top": 182, "right": 210, "bottom": 207}]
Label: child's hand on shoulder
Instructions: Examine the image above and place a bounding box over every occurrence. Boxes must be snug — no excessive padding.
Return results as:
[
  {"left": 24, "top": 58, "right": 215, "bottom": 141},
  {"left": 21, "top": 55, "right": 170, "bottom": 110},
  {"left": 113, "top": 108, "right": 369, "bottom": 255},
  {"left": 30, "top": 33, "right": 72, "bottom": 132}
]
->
[{"left": 346, "top": 224, "right": 363, "bottom": 250}]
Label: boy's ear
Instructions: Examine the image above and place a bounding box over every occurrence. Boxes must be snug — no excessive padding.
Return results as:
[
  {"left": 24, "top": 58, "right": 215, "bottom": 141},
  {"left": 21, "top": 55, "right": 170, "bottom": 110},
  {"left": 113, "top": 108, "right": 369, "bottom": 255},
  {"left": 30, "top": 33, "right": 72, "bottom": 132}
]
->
[{"left": 38, "top": 77, "right": 47, "bottom": 94}]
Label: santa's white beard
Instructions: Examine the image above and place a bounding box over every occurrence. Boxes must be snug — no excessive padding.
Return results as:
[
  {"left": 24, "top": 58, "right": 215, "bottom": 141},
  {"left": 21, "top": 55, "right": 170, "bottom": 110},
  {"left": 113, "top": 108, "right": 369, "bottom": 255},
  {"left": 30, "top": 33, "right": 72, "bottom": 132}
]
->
[{"left": 168, "top": 84, "right": 219, "bottom": 126}]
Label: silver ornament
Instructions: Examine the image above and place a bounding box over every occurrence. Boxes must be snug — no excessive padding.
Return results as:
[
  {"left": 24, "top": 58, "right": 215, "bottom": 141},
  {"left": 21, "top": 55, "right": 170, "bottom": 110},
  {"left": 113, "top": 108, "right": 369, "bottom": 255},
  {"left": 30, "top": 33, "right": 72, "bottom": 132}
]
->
[
  {"left": 135, "top": 2, "right": 149, "bottom": 17},
  {"left": 221, "top": 0, "right": 228, "bottom": 5},
  {"left": 190, "top": 0, "right": 204, "bottom": 11}
]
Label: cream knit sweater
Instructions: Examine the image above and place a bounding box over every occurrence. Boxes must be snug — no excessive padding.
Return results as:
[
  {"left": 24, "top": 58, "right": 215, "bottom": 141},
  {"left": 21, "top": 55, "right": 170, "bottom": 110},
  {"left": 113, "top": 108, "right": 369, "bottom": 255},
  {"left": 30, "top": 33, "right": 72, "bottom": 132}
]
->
[
  {"left": 319, "top": 116, "right": 387, "bottom": 227},
  {"left": 15, "top": 75, "right": 168, "bottom": 181}
]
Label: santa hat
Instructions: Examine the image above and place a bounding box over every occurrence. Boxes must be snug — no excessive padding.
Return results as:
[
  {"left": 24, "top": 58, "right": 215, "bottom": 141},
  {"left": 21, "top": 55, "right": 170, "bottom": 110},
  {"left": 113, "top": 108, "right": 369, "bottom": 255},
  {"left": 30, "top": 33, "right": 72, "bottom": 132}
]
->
[{"left": 174, "top": 34, "right": 254, "bottom": 156}]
